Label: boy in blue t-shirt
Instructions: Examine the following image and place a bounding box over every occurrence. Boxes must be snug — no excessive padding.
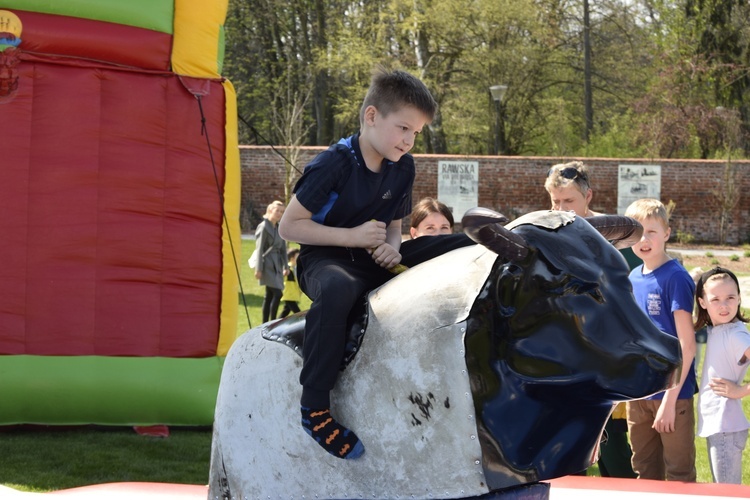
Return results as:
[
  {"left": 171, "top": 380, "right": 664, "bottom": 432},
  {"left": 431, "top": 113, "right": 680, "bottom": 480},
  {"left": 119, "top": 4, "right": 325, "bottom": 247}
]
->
[
  {"left": 625, "top": 198, "right": 697, "bottom": 481},
  {"left": 278, "top": 68, "right": 437, "bottom": 460}
]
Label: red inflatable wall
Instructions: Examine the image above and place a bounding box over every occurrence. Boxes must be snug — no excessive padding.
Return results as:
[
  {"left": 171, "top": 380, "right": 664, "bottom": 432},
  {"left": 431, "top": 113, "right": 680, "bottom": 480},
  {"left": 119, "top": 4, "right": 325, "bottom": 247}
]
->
[{"left": 0, "top": 56, "right": 227, "bottom": 358}]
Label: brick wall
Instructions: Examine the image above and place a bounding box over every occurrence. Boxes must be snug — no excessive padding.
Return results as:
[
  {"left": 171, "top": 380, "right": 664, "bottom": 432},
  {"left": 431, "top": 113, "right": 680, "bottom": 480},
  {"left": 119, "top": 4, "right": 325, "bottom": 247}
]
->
[{"left": 240, "top": 145, "right": 750, "bottom": 244}]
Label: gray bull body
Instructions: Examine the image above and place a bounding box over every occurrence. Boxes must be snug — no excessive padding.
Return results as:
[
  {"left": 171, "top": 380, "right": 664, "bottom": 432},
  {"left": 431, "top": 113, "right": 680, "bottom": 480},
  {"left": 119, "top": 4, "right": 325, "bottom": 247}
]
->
[{"left": 209, "top": 209, "right": 681, "bottom": 499}]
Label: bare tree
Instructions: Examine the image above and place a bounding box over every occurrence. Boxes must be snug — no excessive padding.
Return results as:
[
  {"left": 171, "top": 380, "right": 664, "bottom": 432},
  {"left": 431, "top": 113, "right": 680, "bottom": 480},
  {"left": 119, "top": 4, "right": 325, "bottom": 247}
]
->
[
  {"left": 712, "top": 160, "right": 741, "bottom": 244},
  {"left": 272, "top": 78, "right": 314, "bottom": 203},
  {"left": 583, "top": 0, "right": 593, "bottom": 142},
  {"left": 711, "top": 107, "right": 743, "bottom": 244}
]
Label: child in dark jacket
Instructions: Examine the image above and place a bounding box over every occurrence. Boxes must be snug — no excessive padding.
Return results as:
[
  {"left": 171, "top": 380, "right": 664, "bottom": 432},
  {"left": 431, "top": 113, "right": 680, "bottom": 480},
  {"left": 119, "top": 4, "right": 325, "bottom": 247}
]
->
[{"left": 279, "top": 68, "right": 437, "bottom": 459}]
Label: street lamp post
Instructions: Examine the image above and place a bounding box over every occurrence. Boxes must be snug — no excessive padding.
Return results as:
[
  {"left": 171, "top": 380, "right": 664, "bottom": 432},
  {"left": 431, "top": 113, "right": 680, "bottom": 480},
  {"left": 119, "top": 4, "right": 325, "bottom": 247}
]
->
[{"left": 489, "top": 84, "right": 508, "bottom": 155}]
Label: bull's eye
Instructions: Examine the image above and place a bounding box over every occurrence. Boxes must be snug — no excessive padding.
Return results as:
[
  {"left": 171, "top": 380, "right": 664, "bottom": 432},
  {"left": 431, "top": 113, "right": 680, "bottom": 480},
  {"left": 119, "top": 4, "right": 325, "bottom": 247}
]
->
[
  {"left": 570, "top": 281, "right": 595, "bottom": 294},
  {"left": 560, "top": 278, "right": 603, "bottom": 303},
  {"left": 588, "top": 288, "right": 604, "bottom": 303}
]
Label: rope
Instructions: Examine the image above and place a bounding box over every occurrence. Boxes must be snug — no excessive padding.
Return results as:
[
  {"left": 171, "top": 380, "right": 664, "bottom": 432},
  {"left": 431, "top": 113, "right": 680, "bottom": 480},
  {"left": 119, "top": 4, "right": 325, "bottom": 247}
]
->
[
  {"left": 196, "top": 95, "right": 253, "bottom": 330},
  {"left": 237, "top": 114, "right": 304, "bottom": 177}
]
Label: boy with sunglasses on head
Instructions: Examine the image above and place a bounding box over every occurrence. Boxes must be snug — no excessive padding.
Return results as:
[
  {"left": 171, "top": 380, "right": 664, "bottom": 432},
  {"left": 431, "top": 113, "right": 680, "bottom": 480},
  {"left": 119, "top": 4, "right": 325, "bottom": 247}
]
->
[
  {"left": 544, "top": 161, "right": 599, "bottom": 218},
  {"left": 279, "top": 67, "right": 437, "bottom": 460},
  {"left": 545, "top": 161, "right": 642, "bottom": 270}
]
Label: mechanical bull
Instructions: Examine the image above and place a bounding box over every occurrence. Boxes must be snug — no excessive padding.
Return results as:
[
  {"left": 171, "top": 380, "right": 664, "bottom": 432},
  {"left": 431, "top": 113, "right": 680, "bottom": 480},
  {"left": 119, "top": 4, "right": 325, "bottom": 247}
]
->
[{"left": 209, "top": 209, "right": 681, "bottom": 499}]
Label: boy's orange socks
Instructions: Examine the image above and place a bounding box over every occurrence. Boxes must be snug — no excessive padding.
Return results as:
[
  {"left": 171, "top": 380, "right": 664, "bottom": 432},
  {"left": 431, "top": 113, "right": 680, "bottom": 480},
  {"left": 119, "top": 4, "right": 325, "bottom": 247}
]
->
[{"left": 301, "top": 406, "right": 365, "bottom": 459}]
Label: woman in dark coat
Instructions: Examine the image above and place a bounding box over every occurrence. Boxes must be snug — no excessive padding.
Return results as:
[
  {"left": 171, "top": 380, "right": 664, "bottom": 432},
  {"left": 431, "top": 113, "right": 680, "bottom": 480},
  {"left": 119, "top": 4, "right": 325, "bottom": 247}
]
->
[{"left": 255, "top": 200, "right": 288, "bottom": 323}]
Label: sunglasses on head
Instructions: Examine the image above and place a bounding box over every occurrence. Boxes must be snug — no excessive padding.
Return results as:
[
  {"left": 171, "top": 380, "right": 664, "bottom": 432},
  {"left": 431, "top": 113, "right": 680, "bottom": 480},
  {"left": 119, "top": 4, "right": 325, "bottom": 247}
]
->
[{"left": 548, "top": 166, "right": 587, "bottom": 182}]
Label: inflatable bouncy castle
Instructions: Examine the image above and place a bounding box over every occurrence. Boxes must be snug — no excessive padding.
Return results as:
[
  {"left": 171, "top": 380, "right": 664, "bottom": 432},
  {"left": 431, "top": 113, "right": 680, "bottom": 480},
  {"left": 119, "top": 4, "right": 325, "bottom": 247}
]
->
[{"left": 0, "top": 1, "right": 240, "bottom": 425}]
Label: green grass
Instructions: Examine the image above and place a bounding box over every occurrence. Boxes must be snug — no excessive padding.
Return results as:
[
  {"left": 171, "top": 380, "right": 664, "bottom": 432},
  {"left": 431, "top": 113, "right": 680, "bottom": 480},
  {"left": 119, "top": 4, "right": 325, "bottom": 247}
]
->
[
  {"left": 1, "top": 426, "right": 211, "bottom": 492},
  {"left": 2, "top": 238, "right": 750, "bottom": 491}
]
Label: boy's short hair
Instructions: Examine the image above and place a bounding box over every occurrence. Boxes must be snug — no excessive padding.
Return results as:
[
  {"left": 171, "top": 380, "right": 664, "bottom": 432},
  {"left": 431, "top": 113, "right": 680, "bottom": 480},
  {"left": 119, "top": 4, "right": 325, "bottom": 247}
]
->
[
  {"left": 287, "top": 248, "right": 300, "bottom": 259},
  {"left": 359, "top": 67, "right": 438, "bottom": 126},
  {"left": 624, "top": 198, "right": 669, "bottom": 230},
  {"left": 410, "top": 197, "right": 454, "bottom": 230},
  {"left": 544, "top": 161, "right": 592, "bottom": 196}
]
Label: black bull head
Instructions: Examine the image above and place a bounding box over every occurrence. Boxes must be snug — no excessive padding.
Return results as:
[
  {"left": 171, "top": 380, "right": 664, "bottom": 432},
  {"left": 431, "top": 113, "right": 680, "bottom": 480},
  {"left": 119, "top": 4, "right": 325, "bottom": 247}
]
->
[{"left": 461, "top": 208, "right": 681, "bottom": 487}]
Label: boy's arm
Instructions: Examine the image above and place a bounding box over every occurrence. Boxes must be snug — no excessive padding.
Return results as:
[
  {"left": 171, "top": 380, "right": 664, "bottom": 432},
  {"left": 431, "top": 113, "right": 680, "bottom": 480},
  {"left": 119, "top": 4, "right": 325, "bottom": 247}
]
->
[
  {"left": 385, "top": 218, "right": 403, "bottom": 250},
  {"left": 653, "top": 308, "right": 696, "bottom": 433},
  {"left": 278, "top": 195, "right": 387, "bottom": 249},
  {"left": 370, "top": 219, "right": 404, "bottom": 269}
]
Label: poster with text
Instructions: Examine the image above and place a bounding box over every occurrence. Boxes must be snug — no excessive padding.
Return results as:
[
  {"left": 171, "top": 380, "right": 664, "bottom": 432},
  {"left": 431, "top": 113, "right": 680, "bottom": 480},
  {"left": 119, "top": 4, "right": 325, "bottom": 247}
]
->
[
  {"left": 437, "top": 160, "right": 479, "bottom": 221},
  {"left": 617, "top": 164, "right": 661, "bottom": 215}
]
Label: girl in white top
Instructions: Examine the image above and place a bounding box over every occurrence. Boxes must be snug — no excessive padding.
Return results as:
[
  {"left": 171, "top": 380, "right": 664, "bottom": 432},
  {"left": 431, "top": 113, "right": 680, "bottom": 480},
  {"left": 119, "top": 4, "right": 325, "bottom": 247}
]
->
[{"left": 694, "top": 267, "right": 750, "bottom": 484}]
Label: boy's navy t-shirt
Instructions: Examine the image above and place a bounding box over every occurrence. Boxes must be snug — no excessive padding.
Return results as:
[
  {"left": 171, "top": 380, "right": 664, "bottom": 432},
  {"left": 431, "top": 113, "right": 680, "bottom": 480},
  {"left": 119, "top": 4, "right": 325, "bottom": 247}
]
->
[
  {"left": 629, "top": 258, "right": 696, "bottom": 400},
  {"left": 292, "top": 134, "right": 414, "bottom": 232}
]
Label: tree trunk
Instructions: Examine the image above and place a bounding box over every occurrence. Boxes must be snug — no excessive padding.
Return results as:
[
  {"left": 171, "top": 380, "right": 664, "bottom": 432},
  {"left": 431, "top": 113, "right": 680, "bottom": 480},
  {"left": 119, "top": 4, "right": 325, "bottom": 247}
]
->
[{"left": 583, "top": 0, "right": 593, "bottom": 143}]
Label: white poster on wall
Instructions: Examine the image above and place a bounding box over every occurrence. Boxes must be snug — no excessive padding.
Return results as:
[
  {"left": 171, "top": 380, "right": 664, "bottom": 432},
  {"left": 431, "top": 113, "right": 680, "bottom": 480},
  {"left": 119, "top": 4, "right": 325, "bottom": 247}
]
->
[
  {"left": 437, "top": 160, "right": 479, "bottom": 221},
  {"left": 617, "top": 164, "right": 661, "bottom": 215}
]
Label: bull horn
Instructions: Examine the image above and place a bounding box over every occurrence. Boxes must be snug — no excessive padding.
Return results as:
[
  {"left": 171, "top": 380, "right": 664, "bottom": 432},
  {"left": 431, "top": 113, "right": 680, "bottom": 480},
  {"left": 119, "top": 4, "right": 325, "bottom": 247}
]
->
[
  {"left": 462, "top": 207, "right": 529, "bottom": 261},
  {"left": 585, "top": 215, "right": 643, "bottom": 249}
]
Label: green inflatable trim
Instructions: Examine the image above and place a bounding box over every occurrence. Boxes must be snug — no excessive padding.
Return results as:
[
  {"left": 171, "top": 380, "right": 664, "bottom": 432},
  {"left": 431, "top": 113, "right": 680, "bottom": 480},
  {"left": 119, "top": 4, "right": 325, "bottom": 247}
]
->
[
  {"left": 217, "top": 24, "right": 226, "bottom": 74},
  {"left": 4, "top": 0, "right": 174, "bottom": 34},
  {"left": 0, "top": 355, "right": 224, "bottom": 426}
]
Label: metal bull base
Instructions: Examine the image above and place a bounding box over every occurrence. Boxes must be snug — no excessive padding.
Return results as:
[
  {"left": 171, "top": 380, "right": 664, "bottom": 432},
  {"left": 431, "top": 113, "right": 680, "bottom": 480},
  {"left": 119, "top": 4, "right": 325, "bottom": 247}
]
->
[{"left": 209, "top": 244, "right": 500, "bottom": 499}]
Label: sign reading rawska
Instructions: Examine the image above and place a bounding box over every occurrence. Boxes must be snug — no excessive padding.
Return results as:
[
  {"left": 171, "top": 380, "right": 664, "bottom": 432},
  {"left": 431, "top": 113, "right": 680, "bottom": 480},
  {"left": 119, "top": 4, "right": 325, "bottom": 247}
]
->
[{"left": 437, "top": 160, "right": 479, "bottom": 221}]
